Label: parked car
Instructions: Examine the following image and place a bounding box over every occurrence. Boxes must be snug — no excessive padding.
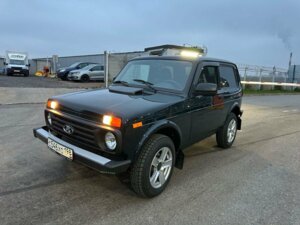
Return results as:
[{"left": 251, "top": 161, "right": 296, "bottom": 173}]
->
[
  {"left": 68, "top": 64, "right": 104, "bottom": 82},
  {"left": 34, "top": 55, "right": 243, "bottom": 198},
  {"left": 57, "top": 62, "right": 96, "bottom": 80}
]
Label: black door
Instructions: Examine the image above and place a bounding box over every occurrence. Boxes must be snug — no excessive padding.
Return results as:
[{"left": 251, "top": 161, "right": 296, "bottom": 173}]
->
[
  {"left": 189, "top": 62, "right": 225, "bottom": 143},
  {"left": 217, "top": 64, "right": 241, "bottom": 124}
]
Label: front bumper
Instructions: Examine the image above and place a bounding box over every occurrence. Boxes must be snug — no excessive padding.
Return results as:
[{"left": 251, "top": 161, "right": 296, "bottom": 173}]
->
[
  {"left": 68, "top": 75, "right": 80, "bottom": 80},
  {"left": 33, "top": 126, "right": 131, "bottom": 174},
  {"left": 7, "top": 68, "right": 28, "bottom": 75}
]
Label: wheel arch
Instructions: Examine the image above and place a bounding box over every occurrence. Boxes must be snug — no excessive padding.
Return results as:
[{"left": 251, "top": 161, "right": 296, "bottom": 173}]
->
[
  {"left": 137, "top": 120, "right": 182, "bottom": 154},
  {"left": 135, "top": 119, "right": 184, "bottom": 169}
]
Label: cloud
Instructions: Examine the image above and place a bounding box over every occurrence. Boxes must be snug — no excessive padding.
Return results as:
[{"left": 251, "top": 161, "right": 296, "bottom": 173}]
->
[{"left": 0, "top": 0, "right": 300, "bottom": 67}]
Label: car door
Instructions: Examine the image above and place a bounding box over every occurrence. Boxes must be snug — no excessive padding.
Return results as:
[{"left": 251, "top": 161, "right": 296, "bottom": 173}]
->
[
  {"left": 217, "top": 64, "right": 241, "bottom": 124},
  {"left": 88, "top": 65, "right": 101, "bottom": 80},
  {"left": 189, "top": 62, "right": 225, "bottom": 143}
]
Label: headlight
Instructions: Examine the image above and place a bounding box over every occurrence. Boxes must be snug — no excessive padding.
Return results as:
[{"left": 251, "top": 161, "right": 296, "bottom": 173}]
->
[
  {"left": 47, "top": 113, "right": 52, "bottom": 125},
  {"left": 47, "top": 100, "right": 58, "bottom": 109},
  {"left": 105, "top": 132, "right": 117, "bottom": 150},
  {"left": 60, "top": 69, "right": 65, "bottom": 72}
]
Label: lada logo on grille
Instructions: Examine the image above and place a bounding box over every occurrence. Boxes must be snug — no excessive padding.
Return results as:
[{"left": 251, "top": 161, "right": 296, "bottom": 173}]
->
[{"left": 63, "top": 125, "right": 74, "bottom": 135}]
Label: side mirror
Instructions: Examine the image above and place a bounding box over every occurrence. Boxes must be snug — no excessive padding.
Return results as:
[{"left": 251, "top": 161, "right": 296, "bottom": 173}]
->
[
  {"left": 194, "top": 83, "right": 217, "bottom": 95},
  {"left": 3, "top": 62, "right": 6, "bottom": 65},
  {"left": 26, "top": 64, "right": 30, "bottom": 67},
  {"left": 112, "top": 76, "right": 117, "bottom": 81}
]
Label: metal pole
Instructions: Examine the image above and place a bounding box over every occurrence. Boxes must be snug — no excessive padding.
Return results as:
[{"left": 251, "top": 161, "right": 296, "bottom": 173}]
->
[
  {"left": 259, "top": 68, "right": 263, "bottom": 90},
  {"left": 289, "top": 52, "right": 293, "bottom": 68},
  {"left": 243, "top": 67, "right": 247, "bottom": 89},
  {"left": 104, "top": 51, "right": 109, "bottom": 88},
  {"left": 292, "top": 65, "right": 296, "bottom": 91}
]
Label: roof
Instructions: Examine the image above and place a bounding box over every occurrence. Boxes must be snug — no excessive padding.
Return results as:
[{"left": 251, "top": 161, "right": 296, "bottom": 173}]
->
[
  {"left": 130, "top": 55, "right": 235, "bottom": 65},
  {"left": 144, "top": 44, "right": 205, "bottom": 53}
]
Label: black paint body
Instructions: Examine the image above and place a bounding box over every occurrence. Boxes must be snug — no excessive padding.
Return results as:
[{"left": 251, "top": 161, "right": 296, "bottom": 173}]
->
[{"left": 44, "top": 56, "right": 243, "bottom": 169}]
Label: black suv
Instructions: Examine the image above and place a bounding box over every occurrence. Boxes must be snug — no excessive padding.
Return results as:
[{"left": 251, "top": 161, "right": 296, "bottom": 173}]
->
[
  {"left": 34, "top": 56, "right": 243, "bottom": 197},
  {"left": 57, "top": 62, "right": 95, "bottom": 80}
]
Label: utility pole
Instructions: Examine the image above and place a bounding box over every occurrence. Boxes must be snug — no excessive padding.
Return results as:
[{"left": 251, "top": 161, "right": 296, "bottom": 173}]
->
[{"left": 104, "top": 51, "right": 109, "bottom": 88}]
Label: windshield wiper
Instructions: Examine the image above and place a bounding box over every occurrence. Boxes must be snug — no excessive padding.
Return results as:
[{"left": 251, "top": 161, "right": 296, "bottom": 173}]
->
[
  {"left": 113, "top": 80, "right": 129, "bottom": 86},
  {"left": 133, "top": 79, "right": 157, "bottom": 92}
]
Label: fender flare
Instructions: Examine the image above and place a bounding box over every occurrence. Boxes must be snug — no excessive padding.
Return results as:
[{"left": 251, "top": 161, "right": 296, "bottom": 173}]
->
[
  {"left": 136, "top": 119, "right": 183, "bottom": 155},
  {"left": 230, "top": 102, "right": 243, "bottom": 130}
]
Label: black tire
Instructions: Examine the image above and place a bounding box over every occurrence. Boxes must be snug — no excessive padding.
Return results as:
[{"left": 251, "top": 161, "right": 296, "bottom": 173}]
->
[
  {"left": 216, "top": 113, "right": 238, "bottom": 149},
  {"left": 81, "top": 74, "right": 90, "bottom": 82},
  {"left": 130, "top": 134, "right": 175, "bottom": 198},
  {"left": 24, "top": 72, "right": 29, "bottom": 77}
]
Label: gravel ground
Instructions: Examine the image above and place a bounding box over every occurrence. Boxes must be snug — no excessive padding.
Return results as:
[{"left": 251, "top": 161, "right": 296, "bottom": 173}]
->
[
  {"left": 0, "top": 93, "right": 300, "bottom": 225},
  {"left": 0, "top": 74, "right": 104, "bottom": 88}
]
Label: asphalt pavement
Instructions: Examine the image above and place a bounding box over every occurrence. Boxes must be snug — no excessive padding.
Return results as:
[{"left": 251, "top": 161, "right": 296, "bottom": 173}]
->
[{"left": 0, "top": 92, "right": 300, "bottom": 225}]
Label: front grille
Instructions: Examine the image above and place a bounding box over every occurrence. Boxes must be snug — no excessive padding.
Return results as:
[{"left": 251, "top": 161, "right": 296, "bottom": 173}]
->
[
  {"left": 59, "top": 105, "right": 101, "bottom": 122},
  {"left": 11, "top": 67, "right": 23, "bottom": 70},
  {"left": 50, "top": 113, "right": 100, "bottom": 151}
]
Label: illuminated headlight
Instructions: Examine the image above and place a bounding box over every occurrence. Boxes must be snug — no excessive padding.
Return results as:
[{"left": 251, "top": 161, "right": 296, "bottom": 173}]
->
[
  {"left": 47, "top": 100, "right": 58, "bottom": 109},
  {"left": 60, "top": 69, "right": 66, "bottom": 72},
  {"left": 47, "top": 113, "right": 52, "bottom": 125},
  {"left": 105, "top": 132, "right": 117, "bottom": 150}
]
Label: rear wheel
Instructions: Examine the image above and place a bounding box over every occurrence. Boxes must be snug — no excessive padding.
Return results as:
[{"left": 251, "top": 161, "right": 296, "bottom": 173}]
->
[
  {"left": 81, "top": 74, "right": 90, "bottom": 82},
  {"left": 130, "top": 134, "right": 175, "bottom": 198},
  {"left": 216, "top": 113, "right": 238, "bottom": 149}
]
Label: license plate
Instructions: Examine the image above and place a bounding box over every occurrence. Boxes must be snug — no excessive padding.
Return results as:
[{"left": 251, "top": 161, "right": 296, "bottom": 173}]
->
[
  {"left": 14, "top": 70, "right": 20, "bottom": 72},
  {"left": 48, "top": 138, "right": 73, "bottom": 160}
]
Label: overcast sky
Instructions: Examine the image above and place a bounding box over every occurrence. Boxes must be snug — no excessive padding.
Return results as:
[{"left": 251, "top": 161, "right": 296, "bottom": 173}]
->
[{"left": 1, "top": 0, "right": 299, "bottom": 68}]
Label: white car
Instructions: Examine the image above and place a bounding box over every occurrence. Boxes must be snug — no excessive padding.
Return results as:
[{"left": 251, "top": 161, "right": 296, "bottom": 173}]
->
[{"left": 68, "top": 64, "right": 105, "bottom": 82}]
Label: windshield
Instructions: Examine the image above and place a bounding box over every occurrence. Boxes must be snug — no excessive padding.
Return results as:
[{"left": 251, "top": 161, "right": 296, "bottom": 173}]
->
[
  {"left": 69, "top": 62, "right": 80, "bottom": 68},
  {"left": 9, "top": 59, "right": 25, "bottom": 65},
  {"left": 115, "top": 59, "right": 193, "bottom": 91}
]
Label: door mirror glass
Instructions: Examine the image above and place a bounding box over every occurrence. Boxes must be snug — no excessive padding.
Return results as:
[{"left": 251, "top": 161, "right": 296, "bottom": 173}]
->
[{"left": 194, "top": 83, "right": 217, "bottom": 95}]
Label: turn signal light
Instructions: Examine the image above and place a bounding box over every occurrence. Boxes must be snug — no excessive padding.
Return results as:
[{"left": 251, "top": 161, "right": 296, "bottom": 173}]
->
[
  {"left": 47, "top": 100, "right": 58, "bottom": 109},
  {"left": 103, "top": 115, "right": 122, "bottom": 128}
]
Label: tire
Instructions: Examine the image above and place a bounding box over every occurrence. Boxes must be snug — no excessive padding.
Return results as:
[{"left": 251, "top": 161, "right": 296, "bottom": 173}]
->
[
  {"left": 24, "top": 72, "right": 29, "bottom": 77},
  {"left": 216, "top": 112, "right": 238, "bottom": 149},
  {"left": 130, "top": 134, "right": 175, "bottom": 198},
  {"left": 81, "top": 74, "right": 90, "bottom": 82}
]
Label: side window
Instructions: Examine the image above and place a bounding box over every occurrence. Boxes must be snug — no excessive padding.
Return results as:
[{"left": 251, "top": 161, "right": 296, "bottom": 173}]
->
[
  {"left": 78, "top": 63, "right": 87, "bottom": 69},
  {"left": 92, "top": 66, "right": 100, "bottom": 71},
  {"left": 198, "top": 66, "right": 218, "bottom": 84},
  {"left": 219, "top": 65, "right": 238, "bottom": 89}
]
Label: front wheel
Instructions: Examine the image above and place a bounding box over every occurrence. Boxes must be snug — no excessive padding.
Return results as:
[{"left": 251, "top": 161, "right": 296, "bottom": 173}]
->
[
  {"left": 216, "top": 113, "right": 238, "bottom": 149},
  {"left": 130, "top": 134, "right": 175, "bottom": 198},
  {"left": 81, "top": 74, "right": 90, "bottom": 82}
]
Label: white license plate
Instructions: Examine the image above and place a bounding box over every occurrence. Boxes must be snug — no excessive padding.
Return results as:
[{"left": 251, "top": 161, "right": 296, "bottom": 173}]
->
[
  {"left": 14, "top": 70, "right": 20, "bottom": 72},
  {"left": 48, "top": 138, "right": 73, "bottom": 160}
]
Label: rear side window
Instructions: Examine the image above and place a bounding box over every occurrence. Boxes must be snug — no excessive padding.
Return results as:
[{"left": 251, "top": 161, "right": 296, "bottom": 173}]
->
[
  {"left": 219, "top": 65, "right": 238, "bottom": 89},
  {"left": 198, "top": 66, "right": 218, "bottom": 84},
  {"left": 91, "top": 66, "right": 101, "bottom": 71}
]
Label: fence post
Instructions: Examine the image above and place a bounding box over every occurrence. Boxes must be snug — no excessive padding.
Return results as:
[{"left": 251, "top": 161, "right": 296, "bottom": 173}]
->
[
  {"left": 272, "top": 66, "right": 276, "bottom": 90},
  {"left": 258, "top": 68, "right": 263, "bottom": 90},
  {"left": 243, "top": 67, "right": 247, "bottom": 89},
  {"left": 104, "top": 51, "right": 109, "bottom": 88}
]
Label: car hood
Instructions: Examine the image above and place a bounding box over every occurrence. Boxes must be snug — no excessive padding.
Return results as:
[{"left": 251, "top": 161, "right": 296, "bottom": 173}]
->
[
  {"left": 69, "top": 69, "right": 81, "bottom": 73},
  {"left": 52, "top": 87, "right": 184, "bottom": 122}
]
